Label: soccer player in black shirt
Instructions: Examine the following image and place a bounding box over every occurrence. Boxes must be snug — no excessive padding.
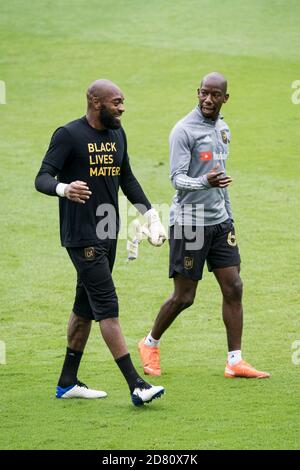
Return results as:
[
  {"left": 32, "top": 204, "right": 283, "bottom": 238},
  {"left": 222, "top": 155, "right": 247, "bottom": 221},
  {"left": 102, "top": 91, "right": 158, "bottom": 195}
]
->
[{"left": 35, "top": 79, "right": 166, "bottom": 406}]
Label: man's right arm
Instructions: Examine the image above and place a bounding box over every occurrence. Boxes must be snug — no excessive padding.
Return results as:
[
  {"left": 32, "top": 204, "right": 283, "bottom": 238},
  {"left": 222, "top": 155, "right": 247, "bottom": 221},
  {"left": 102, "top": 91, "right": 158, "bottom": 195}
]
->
[
  {"left": 170, "top": 126, "right": 208, "bottom": 191},
  {"left": 170, "top": 126, "right": 232, "bottom": 190},
  {"left": 35, "top": 127, "right": 72, "bottom": 196},
  {"left": 35, "top": 127, "right": 91, "bottom": 203},
  {"left": 35, "top": 162, "right": 59, "bottom": 196}
]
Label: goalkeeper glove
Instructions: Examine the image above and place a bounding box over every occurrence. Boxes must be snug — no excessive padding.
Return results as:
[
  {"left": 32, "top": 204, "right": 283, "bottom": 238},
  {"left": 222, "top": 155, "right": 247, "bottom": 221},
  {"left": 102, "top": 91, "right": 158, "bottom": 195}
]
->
[
  {"left": 144, "top": 208, "right": 167, "bottom": 246},
  {"left": 127, "top": 220, "right": 151, "bottom": 261}
]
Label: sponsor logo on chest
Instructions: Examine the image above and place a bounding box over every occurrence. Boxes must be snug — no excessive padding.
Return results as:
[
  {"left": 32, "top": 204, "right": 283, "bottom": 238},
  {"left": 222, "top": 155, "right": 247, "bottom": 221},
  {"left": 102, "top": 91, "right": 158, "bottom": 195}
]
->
[
  {"left": 198, "top": 132, "right": 228, "bottom": 162},
  {"left": 199, "top": 150, "right": 228, "bottom": 161}
]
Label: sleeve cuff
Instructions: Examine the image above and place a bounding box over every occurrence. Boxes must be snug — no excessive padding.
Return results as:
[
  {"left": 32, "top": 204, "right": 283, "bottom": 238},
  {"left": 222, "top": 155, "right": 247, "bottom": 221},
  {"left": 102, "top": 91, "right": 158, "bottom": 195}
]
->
[{"left": 200, "top": 174, "right": 211, "bottom": 188}]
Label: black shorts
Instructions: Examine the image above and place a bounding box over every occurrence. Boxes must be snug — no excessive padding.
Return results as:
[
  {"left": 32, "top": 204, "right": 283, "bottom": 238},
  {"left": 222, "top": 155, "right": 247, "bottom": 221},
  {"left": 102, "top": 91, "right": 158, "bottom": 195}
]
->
[
  {"left": 169, "top": 219, "right": 241, "bottom": 281},
  {"left": 67, "top": 239, "right": 118, "bottom": 322}
]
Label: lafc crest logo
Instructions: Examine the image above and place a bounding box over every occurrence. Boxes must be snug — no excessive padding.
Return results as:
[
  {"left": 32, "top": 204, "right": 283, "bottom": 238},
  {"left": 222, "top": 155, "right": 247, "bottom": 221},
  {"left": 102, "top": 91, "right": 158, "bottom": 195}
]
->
[
  {"left": 221, "top": 130, "right": 228, "bottom": 144},
  {"left": 84, "top": 247, "right": 95, "bottom": 260},
  {"left": 184, "top": 257, "right": 194, "bottom": 269},
  {"left": 227, "top": 232, "right": 237, "bottom": 247}
]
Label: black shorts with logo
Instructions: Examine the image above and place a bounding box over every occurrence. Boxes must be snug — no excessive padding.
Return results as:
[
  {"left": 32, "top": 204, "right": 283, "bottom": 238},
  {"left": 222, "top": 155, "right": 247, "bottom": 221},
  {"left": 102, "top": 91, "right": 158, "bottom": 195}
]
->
[
  {"left": 169, "top": 219, "right": 241, "bottom": 281},
  {"left": 67, "top": 239, "right": 118, "bottom": 322}
]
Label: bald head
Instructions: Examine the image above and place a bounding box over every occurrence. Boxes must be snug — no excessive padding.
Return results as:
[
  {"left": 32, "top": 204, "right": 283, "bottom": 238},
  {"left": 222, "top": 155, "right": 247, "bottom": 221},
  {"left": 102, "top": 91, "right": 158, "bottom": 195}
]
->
[
  {"left": 87, "top": 79, "right": 123, "bottom": 107},
  {"left": 198, "top": 72, "right": 229, "bottom": 120},
  {"left": 85, "top": 79, "right": 125, "bottom": 130},
  {"left": 201, "top": 72, "right": 227, "bottom": 94}
]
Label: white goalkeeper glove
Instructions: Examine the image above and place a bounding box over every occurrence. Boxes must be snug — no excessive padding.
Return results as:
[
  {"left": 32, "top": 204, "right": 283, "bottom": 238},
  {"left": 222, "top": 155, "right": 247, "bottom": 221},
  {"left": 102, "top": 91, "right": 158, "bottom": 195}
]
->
[
  {"left": 144, "top": 208, "right": 167, "bottom": 247},
  {"left": 127, "top": 220, "right": 150, "bottom": 261}
]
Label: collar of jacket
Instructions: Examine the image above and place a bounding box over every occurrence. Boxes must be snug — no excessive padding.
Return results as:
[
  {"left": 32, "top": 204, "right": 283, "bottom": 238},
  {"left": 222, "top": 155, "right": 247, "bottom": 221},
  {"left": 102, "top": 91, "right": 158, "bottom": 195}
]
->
[{"left": 196, "top": 105, "right": 223, "bottom": 125}]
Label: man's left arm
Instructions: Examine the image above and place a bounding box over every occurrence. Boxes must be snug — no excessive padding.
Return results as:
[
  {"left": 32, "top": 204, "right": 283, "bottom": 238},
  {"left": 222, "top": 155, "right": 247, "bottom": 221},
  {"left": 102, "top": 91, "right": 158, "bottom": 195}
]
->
[
  {"left": 120, "top": 151, "right": 166, "bottom": 246},
  {"left": 120, "top": 151, "right": 151, "bottom": 213}
]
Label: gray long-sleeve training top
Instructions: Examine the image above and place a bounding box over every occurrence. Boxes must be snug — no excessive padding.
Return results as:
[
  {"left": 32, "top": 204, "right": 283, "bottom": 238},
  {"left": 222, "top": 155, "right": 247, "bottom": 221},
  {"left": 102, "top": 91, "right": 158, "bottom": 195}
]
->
[{"left": 169, "top": 106, "right": 233, "bottom": 226}]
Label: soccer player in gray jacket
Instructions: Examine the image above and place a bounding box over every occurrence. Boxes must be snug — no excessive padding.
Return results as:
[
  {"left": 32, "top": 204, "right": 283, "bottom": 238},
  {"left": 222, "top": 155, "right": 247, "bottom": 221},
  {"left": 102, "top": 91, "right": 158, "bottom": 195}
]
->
[{"left": 139, "top": 72, "right": 270, "bottom": 379}]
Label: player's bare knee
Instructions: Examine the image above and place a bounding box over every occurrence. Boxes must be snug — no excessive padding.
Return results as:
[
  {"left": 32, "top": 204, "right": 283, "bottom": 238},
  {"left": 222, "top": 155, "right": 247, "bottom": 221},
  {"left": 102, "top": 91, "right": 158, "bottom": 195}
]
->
[
  {"left": 172, "top": 292, "right": 195, "bottom": 310},
  {"left": 100, "top": 316, "right": 119, "bottom": 329},
  {"left": 72, "top": 313, "right": 91, "bottom": 327},
  {"left": 223, "top": 278, "right": 243, "bottom": 302}
]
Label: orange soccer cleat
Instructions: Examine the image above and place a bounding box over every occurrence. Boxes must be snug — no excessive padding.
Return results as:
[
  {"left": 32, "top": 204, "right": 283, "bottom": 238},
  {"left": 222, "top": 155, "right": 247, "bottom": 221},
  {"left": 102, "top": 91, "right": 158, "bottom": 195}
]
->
[
  {"left": 138, "top": 338, "right": 161, "bottom": 376},
  {"left": 224, "top": 359, "right": 270, "bottom": 379}
]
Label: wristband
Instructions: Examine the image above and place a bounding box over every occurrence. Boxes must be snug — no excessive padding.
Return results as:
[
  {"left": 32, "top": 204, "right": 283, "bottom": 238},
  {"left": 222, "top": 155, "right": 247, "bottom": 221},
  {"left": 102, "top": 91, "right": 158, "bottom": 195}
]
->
[{"left": 56, "top": 183, "right": 68, "bottom": 197}]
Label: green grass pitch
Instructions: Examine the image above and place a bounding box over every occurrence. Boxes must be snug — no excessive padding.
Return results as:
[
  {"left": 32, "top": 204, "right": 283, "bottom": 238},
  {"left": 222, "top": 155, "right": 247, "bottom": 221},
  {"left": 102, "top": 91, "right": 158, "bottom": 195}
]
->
[{"left": 0, "top": 0, "right": 300, "bottom": 450}]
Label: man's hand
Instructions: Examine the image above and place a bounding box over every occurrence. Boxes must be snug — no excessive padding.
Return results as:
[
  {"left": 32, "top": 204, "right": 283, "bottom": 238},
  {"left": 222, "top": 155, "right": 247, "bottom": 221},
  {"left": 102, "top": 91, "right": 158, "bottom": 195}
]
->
[
  {"left": 207, "top": 163, "right": 232, "bottom": 188},
  {"left": 144, "top": 208, "right": 167, "bottom": 246},
  {"left": 64, "top": 181, "right": 92, "bottom": 204}
]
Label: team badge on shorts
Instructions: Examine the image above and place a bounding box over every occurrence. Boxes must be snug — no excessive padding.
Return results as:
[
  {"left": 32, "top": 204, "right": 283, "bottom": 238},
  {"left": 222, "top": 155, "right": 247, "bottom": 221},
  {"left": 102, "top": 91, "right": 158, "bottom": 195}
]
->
[
  {"left": 184, "top": 257, "right": 194, "bottom": 269},
  {"left": 227, "top": 232, "right": 237, "bottom": 247},
  {"left": 221, "top": 130, "right": 228, "bottom": 144},
  {"left": 84, "top": 247, "right": 95, "bottom": 260}
]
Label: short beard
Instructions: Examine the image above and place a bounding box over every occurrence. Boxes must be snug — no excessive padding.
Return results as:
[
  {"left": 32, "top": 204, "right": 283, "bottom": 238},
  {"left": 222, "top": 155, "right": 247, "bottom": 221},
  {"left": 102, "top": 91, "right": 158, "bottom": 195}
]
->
[{"left": 99, "top": 105, "right": 120, "bottom": 129}]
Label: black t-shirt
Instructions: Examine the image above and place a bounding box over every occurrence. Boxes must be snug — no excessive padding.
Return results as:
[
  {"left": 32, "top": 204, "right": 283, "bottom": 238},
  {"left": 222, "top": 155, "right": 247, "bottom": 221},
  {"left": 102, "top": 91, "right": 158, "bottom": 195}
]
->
[{"left": 35, "top": 116, "right": 151, "bottom": 247}]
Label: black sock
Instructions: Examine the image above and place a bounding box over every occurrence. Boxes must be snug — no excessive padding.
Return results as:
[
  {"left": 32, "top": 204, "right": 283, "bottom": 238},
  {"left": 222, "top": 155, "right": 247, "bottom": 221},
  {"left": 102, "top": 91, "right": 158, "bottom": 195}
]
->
[
  {"left": 115, "top": 353, "right": 145, "bottom": 393},
  {"left": 57, "top": 347, "right": 83, "bottom": 388}
]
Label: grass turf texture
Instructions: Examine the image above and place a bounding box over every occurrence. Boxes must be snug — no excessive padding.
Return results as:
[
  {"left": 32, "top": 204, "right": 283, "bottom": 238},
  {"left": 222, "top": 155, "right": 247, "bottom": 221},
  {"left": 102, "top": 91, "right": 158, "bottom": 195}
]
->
[{"left": 0, "top": 0, "right": 300, "bottom": 450}]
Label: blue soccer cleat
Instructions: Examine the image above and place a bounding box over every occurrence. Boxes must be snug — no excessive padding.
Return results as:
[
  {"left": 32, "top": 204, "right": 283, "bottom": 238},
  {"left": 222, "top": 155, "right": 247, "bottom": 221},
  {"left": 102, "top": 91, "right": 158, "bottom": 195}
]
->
[{"left": 56, "top": 381, "right": 107, "bottom": 399}]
